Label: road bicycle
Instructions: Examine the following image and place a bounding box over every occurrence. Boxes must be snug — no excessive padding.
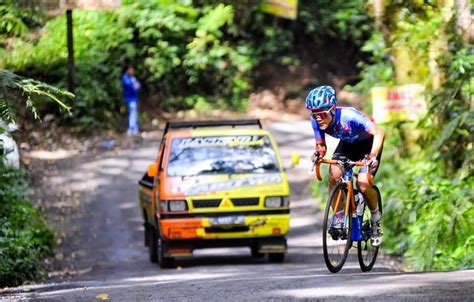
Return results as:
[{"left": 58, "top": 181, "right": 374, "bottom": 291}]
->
[{"left": 313, "top": 156, "right": 382, "bottom": 273}]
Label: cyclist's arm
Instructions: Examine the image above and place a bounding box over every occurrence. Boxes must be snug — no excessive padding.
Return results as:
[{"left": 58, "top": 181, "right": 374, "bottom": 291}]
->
[
  {"left": 311, "top": 117, "right": 327, "bottom": 158},
  {"left": 369, "top": 124, "right": 384, "bottom": 158},
  {"left": 316, "top": 142, "right": 327, "bottom": 158}
]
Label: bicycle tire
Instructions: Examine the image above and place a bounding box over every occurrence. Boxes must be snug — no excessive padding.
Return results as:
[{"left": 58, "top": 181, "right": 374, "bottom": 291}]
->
[
  {"left": 357, "top": 185, "right": 382, "bottom": 272},
  {"left": 323, "top": 182, "right": 352, "bottom": 273}
]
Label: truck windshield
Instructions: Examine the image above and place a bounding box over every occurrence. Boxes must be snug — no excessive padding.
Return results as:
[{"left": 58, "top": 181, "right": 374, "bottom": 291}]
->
[{"left": 167, "top": 135, "right": 281, "bottom": 177}]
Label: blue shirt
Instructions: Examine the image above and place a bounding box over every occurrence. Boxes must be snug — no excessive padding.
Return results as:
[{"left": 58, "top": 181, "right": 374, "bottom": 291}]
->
[
  {"left": 121, "top": 74, "right": 141, "bottom": 103},
  {"left": 311, "top": 107, "right": 377, "bottom": 144}
]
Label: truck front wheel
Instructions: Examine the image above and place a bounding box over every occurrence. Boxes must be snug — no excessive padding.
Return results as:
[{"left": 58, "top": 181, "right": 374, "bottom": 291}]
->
[
  {"left": 157, "top": 236, "right": 174, "bottom": 269},
  {"left": 148, "top": 226, "right": 158, "bottom": 263},
  {"left": 148, "top": 225, "right": 175, "bottom": 268},
  {"left": 251, "top": 245, "right": 264, "bottom": 259}
]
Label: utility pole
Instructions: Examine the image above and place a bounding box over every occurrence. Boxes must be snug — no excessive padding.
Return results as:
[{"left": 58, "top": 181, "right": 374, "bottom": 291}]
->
[{"left": 66, "top": 9, "right": 75, "bottom": 94}]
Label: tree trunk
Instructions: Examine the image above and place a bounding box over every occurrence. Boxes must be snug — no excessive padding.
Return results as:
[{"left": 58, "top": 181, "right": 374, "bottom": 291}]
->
[{"left": 455, "top": 0, "right": 473, "bottom": 43}]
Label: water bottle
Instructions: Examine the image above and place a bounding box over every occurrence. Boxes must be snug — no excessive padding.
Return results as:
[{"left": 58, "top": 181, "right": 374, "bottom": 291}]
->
[
  {"left": 351, "top": 214, "right": 362, "bottom": 241},
  {"left": 356, "top": 192, "right": 365, "bottom": 216},
  {"left": 351, "top": 192, "right": 364, "bottom": 241}
]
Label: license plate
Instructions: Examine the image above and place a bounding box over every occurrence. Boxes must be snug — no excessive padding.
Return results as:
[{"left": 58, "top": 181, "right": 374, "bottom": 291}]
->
[{"left": 210, "top": 215, "right": 245, "bottom": 226}]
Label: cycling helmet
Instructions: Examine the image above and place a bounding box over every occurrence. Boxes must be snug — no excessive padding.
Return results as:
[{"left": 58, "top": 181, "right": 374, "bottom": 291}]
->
[{"left": 305, "top": 85, "right": 337, "bottom": 110}]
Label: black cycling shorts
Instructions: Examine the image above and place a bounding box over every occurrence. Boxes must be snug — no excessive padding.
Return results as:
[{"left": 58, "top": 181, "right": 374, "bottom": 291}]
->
[{"left": 332, "top": 136, "right": 383, "bottom": 176}]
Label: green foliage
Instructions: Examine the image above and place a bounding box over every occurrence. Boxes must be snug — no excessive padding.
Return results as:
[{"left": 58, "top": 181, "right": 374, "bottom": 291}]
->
[
  {"left": 0, "top": 5, "right": 28, "bottom": 39},
  {"left": 0, "top": 2, "right": 43, "bottom": 41},
  {"left": 206, "top": 0, "right": 374, "bottom": 64},
  {"left": 346, "top": 2, "right": 474, "bottom": 272},
  {"left": 427, "top": 44, "right": 473, "bottom": 177},
  {"left": 298, "top": 0, "right": 373, "bottom": 44},
  {"left": 1, "top": 1, "right": 259, "bottom": 126},
  {"left": 2, "top": 10, "right": 130, "bottom": 127},
  {"left": 124, "top": 1, "right": 253, "bottom": 112},
  {"left": 0, "top": 69, "right": 73, "bottom": 123},
  {"left": 376, "top": 135, "right": 474, "bottom": 271},
  {"left": 1, "top": 1, "right": 375, "bottom": 127},
  {"left": 0, "top": 161, "right": 55, "bottom": 287},
  {"left": 348, "top": 32, "right": 394, "bottom": 94},
  {"left": 404, "top": 173, "right": 473, "bottom": 271}
]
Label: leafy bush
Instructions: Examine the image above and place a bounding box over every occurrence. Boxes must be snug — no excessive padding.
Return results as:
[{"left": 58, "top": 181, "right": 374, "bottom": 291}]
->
[
  {"left": 376, "top": 136, "right": 473, "bottom": 271},
  {"left": 0, "top": 161, "right": 54, "bottom": 287},
  {"left": 0, "top": 1, "right": 44, "bottom": 41},
  {"left": 347, "top": 32, "right": 394, "bottom": 94},
  {"left": 2, "top": 9, "right": 131, "bottom": 127},
  {"left": 123, "top": 1, "right": 254, "bottom": 112}
]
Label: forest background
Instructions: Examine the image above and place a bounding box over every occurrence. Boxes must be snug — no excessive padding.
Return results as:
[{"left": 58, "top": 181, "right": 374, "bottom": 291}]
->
[{"left": 0, "top": 0, "right": 472, "bottom": 287}]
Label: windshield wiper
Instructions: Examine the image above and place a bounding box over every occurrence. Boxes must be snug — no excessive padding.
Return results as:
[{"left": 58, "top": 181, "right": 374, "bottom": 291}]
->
[
  {"left": 199, "top": 166, "right": 234, "bottom": 174},
  {"left": 253, "top": 163, "right": 279, "bottom": 172},
  {"left": 168, "top": 148, "right": 190, "bottom": 163}
]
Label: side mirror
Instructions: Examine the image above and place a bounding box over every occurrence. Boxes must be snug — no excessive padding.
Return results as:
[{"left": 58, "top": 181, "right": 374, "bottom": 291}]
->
[
  {"left": 290, "top": 152, "right": 301, "bottom": 166},
  {"left": 148, "top": 163, "right": 159, "bottom": 177}
]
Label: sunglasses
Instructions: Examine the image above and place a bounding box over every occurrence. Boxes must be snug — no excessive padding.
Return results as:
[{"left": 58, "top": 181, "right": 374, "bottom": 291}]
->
[{"left": 311, "top": 107, "right": 334, "bottom": 119}]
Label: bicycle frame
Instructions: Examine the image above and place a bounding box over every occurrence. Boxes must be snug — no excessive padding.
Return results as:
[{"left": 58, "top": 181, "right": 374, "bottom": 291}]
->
[
  {"left": 314, "top": 158, "right": 372, "bottom": 241},
  {"left": 316, "top": 157, "right": 382, "bottom": 272}
]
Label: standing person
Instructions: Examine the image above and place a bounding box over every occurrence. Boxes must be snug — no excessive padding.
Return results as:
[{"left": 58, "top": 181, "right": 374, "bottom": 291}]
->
[
  {"left": 121, "top": 65, "right": 141, "bottom": 135},
  {"left": 307, "top": 85, "right": 385, "bottom": 246}
]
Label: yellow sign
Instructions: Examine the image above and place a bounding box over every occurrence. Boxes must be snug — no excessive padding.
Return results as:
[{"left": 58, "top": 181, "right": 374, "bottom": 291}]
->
[
  {"left": 371, "top": 84, "right": 427, "bottom": 123},
  {"left": 260, "top": 0, "right": 298, "bottom": 20}
]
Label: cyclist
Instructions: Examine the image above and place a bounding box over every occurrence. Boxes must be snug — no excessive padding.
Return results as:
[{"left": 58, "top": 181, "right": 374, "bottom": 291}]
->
[{"left": 307, "top": 85, "right": 385, "bottom": 246}]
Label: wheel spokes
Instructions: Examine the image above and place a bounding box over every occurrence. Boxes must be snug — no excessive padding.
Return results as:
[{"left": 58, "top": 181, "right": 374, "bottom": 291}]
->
[{"left": 325, "top": 188, "right": 349, "bottom": 265}]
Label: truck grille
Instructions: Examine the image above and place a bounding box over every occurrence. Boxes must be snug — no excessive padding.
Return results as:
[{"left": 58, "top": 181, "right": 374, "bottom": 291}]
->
[
  {"left": 192, "top": 199, "right": 222, "bottom": 208},
  {"left": 231, "top": 197, "right": 259, "bottom": 207}
]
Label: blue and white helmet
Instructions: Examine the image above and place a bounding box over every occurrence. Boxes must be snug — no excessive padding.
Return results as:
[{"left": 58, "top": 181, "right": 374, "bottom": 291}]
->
[{"left": 305, "top": 85, "right": 337, "bottom": 110}]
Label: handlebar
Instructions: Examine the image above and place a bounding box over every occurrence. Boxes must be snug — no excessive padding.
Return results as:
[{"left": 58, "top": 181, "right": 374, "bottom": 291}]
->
[{"left": 312, "top": 158, "right": 373, "bottom": 185}]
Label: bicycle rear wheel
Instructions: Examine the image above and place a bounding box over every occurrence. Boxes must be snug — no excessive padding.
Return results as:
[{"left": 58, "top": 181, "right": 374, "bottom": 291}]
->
[
  {"left": 357, "top": 185, "right": 382, "bottom": 272},
  {"left": 323, "top": 182, "right": 352, "bottom": 273}
]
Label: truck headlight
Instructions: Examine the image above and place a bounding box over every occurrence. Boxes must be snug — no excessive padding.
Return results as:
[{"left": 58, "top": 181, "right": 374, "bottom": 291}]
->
[
  {"left": 265, "top": 196, "right": 290, "bottom": 208},
  {"left": 168, "top": 200, "right": 188, "bottom": 212},
  {"left": 160, "top": 200, "right": 188, "bottom": 212},
  {"left": 265, "top": 196, "right": 282, "bottom": 208}
]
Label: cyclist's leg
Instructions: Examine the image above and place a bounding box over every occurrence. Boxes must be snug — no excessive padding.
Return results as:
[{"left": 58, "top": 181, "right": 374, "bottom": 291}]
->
[
  {"left": 328, "top": 164, "right": 343, "bottom": 215},
  {"left": 329, "top": 164, "right": 343, "bottom": 192},
  {"left": 355, "top": 137, "right": 382, "bottom": 208},
  {"left": 357, "top": 174, "right": 379, "bottom": 212},
  {"left": 357, "top": 175, "right": 382, "bottom": 246},
  {"left": 329, "top": 141, "right": 345, "bottom": 194},
  {"left": 357, "top": 142, "right": 383, "bottom": 245},
  {"left": 328, "top": 142, "right": 345, "bottom": 213}
]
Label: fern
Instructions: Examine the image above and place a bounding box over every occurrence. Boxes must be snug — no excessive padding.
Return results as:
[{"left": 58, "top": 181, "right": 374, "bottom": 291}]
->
[{"left": 0, "top": 69, "right": 73, "bottom": 123}]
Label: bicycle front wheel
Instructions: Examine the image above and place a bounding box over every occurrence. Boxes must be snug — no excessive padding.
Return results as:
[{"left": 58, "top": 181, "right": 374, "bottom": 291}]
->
[
  {"left": 357, "top": 185, "right": 382, "bottom": 272},
  {"left": 322, "top": 182, "right": 352, "bottom": 273}
]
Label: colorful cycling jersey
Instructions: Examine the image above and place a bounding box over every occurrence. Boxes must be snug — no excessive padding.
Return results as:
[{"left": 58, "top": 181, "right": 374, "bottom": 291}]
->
[{"left": 311, "top": 107, "right": 377, "bottom": 144}]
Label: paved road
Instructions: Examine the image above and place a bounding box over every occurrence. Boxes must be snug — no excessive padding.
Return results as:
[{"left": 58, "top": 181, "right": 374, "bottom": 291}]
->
[{"left": 1, "top": 121, "right": 473, "bottom": 301}]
